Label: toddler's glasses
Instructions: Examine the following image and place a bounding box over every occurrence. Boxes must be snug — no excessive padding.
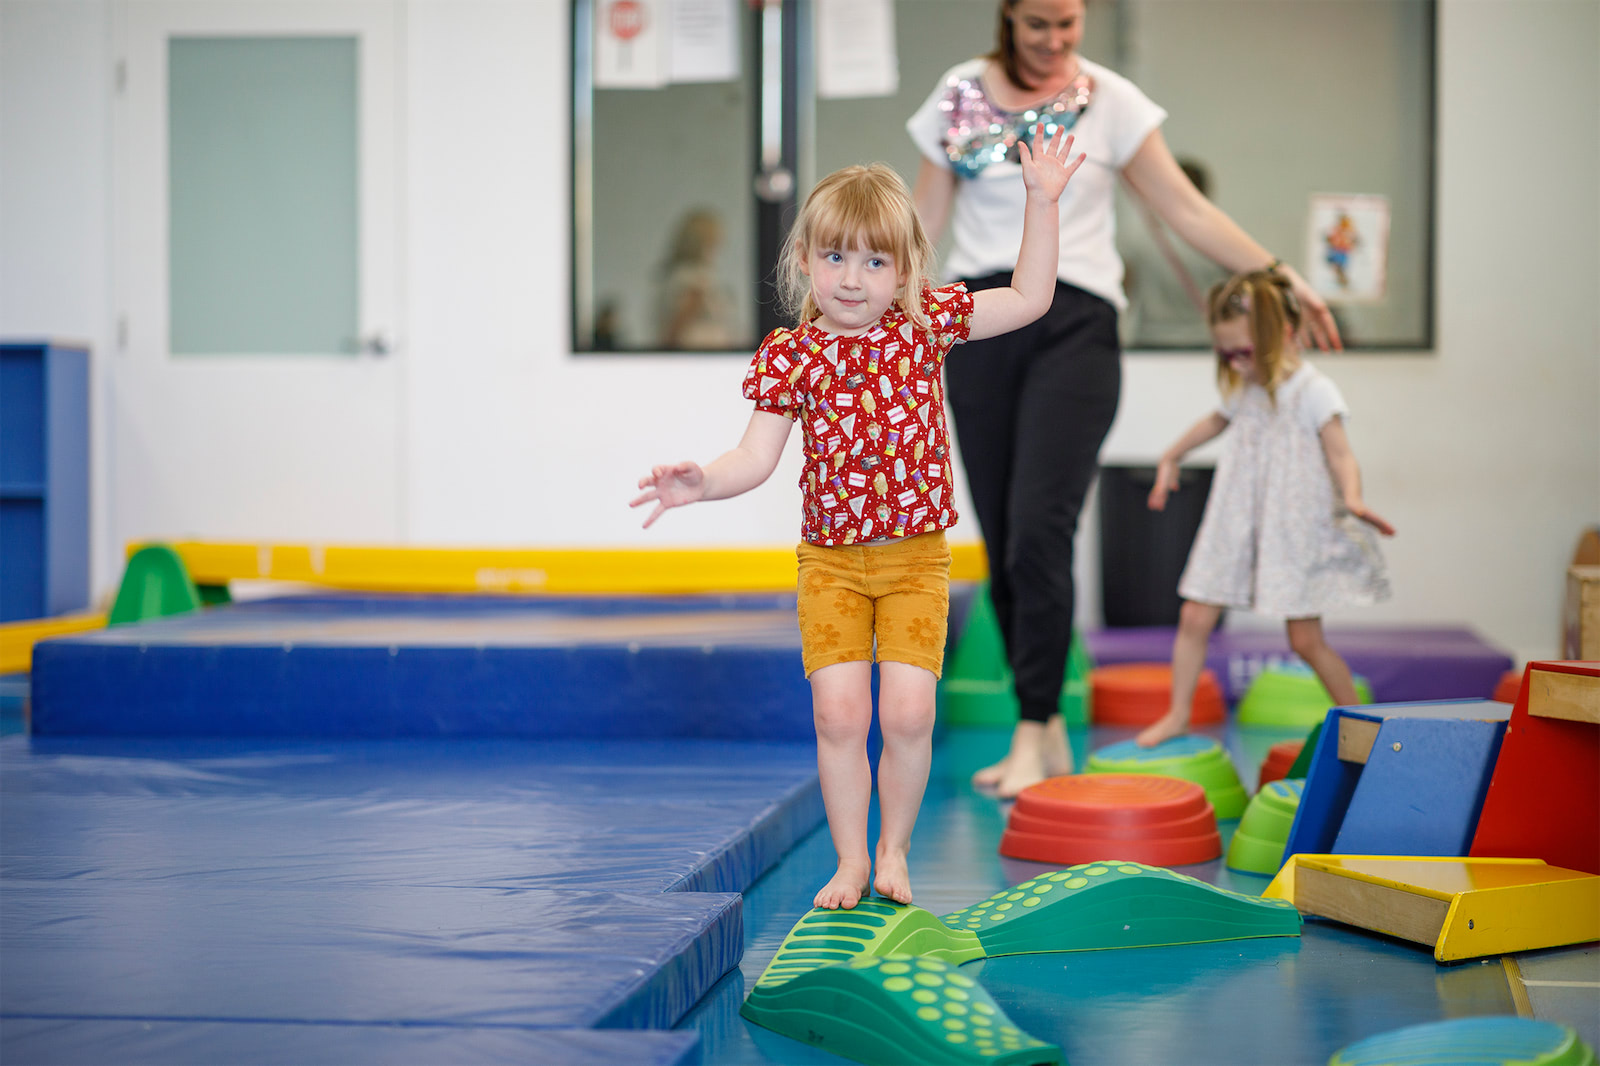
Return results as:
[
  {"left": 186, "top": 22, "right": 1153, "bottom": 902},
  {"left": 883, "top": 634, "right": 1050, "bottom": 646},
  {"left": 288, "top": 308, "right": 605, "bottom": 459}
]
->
[{"left": 1216, "top": 346, "right": 1255, "bottom": 364}]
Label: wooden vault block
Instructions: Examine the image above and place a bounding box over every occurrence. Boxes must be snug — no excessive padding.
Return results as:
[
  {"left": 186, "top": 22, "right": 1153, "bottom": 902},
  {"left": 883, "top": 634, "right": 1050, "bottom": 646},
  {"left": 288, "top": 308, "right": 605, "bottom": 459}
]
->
[
  {"left": 1471, "top": 661, "right": 1600, "bottom": 875},
  {"left": 1264, "top": 854, "right": 1600, "bottom": 963},
  {"left": 1281, "top": 699, "right": 1512, "bottom": 865}
]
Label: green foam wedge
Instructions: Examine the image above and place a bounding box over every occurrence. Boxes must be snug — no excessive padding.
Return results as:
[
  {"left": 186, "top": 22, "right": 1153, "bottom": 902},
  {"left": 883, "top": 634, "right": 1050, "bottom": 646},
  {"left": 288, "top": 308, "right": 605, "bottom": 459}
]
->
[
  {"left": 742, "top": 899, "right": 1062, "bottom": 1065},
  {"left": 940, "top": 862, "right": 1302, "bottom": 957}
]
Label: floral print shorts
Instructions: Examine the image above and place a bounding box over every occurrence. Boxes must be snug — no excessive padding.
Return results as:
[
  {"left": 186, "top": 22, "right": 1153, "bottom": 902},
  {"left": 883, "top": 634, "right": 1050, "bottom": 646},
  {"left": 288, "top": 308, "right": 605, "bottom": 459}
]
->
[{"left": 795, "top": 531, "right": 950, "bottom": 679}]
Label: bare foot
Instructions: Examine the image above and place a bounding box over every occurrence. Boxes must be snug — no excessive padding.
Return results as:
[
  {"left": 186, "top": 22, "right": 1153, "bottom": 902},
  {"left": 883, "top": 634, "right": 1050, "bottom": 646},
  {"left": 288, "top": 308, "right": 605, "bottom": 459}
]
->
[
  {"left": 814, "top": 862, "right": 871, "bottom": 910},
  {"left": 873, "top": 847, "right": 913, "bottom": 905},
  {"left": 995, "top": 744, "right": 1049, "bottom": 799},
  {"left": 1136, "top": 711, "right": 1189, "bottom": 748},
  {"left": 971, "top": 756, "right": 1010, "bottom": 789},
  {"left": 1044, "top": 715, "right": 1074, "bottom": 776}
]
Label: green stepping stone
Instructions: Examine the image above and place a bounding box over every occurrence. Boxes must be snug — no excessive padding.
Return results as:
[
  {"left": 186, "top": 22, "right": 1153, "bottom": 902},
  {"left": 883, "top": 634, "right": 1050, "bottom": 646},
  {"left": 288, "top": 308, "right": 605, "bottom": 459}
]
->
[
  {"left": 1237, "top": 664, "right": 1373, "bottom": 729},
  {"left": 1226, "top": 779, "right": 1304, "bottom": 875},
  {"left": 750, "top": 899, "right": 985, "bottom": 990},
  {"left": 1086, "top": 736, "right": 1249, "bottom": 819},
  {"left": 1328, "top": 1016, "right": 1596, "bottom": 1066},
  {"left": 742, "top": 952, "right": 1060, "bottom": 1066},
  {"left": 108, "top": 544, "right": 203, "bottom": 626},
  {"left": 939, "top": 862, "right": 1302, "bottom": 957}
]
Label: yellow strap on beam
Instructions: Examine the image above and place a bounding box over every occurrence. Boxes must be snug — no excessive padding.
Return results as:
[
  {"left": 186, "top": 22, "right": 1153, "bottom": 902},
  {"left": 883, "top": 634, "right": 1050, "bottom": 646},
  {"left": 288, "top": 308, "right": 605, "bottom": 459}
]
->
[
  {"left": 0, "top": 612, "right": 109, "bottom": 675},
  {"left": 135, "top": 540, "right": 991, "bottom": 595}
]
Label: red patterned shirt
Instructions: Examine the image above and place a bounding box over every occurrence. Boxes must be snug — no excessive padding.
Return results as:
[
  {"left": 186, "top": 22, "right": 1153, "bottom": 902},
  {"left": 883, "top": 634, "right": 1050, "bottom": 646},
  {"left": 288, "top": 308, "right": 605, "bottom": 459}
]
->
[{"left": 742, "top": 284, "right": 974, "bottom": 546}]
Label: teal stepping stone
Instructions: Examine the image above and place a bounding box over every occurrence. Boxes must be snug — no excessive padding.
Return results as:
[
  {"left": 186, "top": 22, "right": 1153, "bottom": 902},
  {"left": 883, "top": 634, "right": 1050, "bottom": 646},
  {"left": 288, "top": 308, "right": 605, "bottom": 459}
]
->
[
  {"left": 742, "top": 952, "right": 1060, "bottom": 1066},
  {"left": 940, "top": 862, "right": 1301, "bottom": 957},
  {"left": 1328, "top": 1016, "right": 1596, "bottom": 1066},
  {"left": 1087, "top": 736, "right": 1249, "bottom": 818}
]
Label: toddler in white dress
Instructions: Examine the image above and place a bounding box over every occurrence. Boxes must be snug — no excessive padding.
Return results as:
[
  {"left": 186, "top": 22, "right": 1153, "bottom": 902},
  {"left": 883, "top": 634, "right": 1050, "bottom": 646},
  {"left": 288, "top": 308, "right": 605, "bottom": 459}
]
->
[{"left": 1137, "top": 270, "right": 1393, "bottom": 747}]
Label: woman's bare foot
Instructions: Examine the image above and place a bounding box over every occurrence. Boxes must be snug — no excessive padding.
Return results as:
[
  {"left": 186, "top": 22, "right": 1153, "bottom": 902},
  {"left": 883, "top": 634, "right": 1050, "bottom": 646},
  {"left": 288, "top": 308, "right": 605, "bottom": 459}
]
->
[
  {"left": 1044, "top": 715, "right": 1074, "bottom": 776},
  {"left": 873, "top": 847, "right": 913, "bottom": 905},
  {"left": 971, "top": 756, "right": 1010, "bottom": 788},
  {"left": 1136, "top": 710, "right": 1189, "bottom": 748},
  {"left": 814, "top": 862, "right": 871, "bottom": 910}
]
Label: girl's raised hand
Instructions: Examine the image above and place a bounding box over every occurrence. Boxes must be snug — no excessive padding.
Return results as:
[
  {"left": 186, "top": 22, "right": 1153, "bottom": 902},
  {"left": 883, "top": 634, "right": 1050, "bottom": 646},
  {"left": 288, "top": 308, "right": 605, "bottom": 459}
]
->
[
  {"left": 1017, "top": 127, "right": 1086, "bottom": 204},
  {"left": 631, "top": 461, "right": 706, "bottom": 528},
  {"left": 1147, "top": 457, "right": 1181, "bottom": 511}
]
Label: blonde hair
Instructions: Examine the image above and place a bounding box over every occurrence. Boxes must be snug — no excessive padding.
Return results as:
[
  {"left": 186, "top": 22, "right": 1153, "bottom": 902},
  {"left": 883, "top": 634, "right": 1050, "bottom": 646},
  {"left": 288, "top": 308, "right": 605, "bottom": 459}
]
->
[
  {"left": 777, "top": 163, "right": 936, "bottom": 332},
  {"left": 1208, "top": 270, "right": 1303, "bottom": 403}
]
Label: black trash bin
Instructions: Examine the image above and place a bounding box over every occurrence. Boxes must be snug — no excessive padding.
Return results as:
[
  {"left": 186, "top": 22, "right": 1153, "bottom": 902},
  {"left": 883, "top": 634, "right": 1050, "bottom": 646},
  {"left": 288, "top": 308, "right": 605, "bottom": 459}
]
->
[{"left": 1097, "top": 464, "right": 1214, "bottom": 627}]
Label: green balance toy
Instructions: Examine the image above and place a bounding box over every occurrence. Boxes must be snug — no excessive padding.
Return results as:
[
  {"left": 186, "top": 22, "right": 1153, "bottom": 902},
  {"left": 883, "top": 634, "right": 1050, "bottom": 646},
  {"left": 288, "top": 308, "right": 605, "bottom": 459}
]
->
[
  {"left": 1086, "top": 736, "right": 1249, "bottom": 819},
  {"left": 1225, "top": 779, "right": 1304, "bottom": 875},
  {"left": 940, "top": 584, "right": 1092, "bottom": 727},
  {"left": 1236, "top": 663, "right": 1373, "bottom": 729}
]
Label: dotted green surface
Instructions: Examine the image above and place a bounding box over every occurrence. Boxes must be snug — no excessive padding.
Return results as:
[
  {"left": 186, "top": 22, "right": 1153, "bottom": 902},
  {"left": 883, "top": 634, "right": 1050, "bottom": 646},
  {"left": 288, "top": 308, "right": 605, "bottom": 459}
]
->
[
  {"left": 742, "top": 952, "right": 1062, "bottom": 1066},
  {"left": 1327, "top": 1016, "right": 1597, "bottom": 1066},
  {"left": 939, "top": 862, "right": 1302, "bottom": 957}
]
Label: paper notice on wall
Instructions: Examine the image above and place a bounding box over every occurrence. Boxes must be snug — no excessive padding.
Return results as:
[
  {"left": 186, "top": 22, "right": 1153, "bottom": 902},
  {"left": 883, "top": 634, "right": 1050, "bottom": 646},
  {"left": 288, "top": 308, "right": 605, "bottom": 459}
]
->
[
  {"left": 816, "top": 0, "right": 898, "bottom": 99},
  {"left": 595, "top": 0, "right": 667, "bottom": 89},
  {"left": 668, "top": 0, "right": 739, "bottom": 84},
  {"left": 1305, "top": 193, "right": 1390, "bottom": 304}
]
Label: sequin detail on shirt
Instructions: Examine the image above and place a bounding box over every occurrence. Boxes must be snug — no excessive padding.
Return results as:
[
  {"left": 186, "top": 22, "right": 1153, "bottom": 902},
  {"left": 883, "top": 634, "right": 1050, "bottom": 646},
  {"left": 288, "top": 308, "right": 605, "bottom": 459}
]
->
[
  {"left": 742, "top": 285, "right": 974, "bottom": 546},
  {"left": 936, "top": 71, "right": 1093, "bottom": 179}
]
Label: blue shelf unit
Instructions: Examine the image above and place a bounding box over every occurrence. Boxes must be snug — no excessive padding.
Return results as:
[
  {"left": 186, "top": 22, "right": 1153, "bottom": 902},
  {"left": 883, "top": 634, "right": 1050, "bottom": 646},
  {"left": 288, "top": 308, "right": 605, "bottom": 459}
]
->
[{"left": 0, "top": 341, "right": 90, "bottom": 622}]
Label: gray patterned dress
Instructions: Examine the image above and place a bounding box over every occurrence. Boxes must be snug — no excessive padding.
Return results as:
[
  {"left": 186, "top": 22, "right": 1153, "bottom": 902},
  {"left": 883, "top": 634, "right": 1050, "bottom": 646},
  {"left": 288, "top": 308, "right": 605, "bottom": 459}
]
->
[{"left": 1177, "top": 363, "right": 1391, "bottom": 618}]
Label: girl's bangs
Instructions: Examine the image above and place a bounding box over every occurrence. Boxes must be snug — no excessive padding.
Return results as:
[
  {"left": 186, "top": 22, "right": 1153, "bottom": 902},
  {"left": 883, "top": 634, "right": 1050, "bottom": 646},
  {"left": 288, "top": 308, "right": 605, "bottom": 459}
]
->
[{"left": 809, "top": 187, "right": 905, "bottom": 259}]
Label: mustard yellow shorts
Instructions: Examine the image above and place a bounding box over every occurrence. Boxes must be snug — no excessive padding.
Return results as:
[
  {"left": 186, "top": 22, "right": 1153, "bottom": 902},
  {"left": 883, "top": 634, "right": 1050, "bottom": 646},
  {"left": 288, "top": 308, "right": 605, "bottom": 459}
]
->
[{"left": 795, "top": 531, "right": 951, "bottom": 678}]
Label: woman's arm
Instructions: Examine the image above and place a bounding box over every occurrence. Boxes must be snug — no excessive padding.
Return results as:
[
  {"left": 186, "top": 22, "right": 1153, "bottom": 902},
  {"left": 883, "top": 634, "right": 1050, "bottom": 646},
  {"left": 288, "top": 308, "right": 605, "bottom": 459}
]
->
[
  {"left": 632, "top": 410, "right": 794, "bottom": 528},
  {"left": 1319, "top": 415, "right": 1395, "bottom": 535},
  {"left": 912, "top": 158, "right": 957, "bottom": 245},
  {"left": 1122, "top": 128, "right": 1342, "bottom": 351},
  {"left": 1148, "top": 411, "right": 1230, "bottom": 511}
]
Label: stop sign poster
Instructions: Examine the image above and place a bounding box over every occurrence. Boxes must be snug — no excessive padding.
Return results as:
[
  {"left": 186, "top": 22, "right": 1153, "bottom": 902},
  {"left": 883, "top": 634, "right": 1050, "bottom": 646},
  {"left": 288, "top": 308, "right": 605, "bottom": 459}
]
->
[{"left": 596, "top": 0, "right": 665, "bottom": 88}]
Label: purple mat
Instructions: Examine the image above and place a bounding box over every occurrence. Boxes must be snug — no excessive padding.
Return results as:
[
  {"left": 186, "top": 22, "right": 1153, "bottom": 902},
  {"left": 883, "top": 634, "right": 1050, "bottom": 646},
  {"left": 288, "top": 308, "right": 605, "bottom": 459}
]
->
[{"left": 1085, "top": 626, "right": 1513, "bottom": 705}]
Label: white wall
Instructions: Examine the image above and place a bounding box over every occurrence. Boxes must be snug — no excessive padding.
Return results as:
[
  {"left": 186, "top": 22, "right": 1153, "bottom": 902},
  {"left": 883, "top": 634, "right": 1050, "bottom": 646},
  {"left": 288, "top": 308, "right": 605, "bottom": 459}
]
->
[{"left": 2, "top": 0, "right": 1596, "bottom": 668}]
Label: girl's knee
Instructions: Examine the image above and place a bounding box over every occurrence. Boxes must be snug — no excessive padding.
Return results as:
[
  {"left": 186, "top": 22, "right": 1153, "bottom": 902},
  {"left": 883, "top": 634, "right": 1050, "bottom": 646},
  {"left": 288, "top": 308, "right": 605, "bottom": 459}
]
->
[
  {"left": 1178, "top": 600, "right": 1222, "bottom": 636},
  {"left": 1285, "top": 619, "right": 1326, "bottom": 658},
  {"left": 878, "top": 698, "right": 935, "bottom": 742}
]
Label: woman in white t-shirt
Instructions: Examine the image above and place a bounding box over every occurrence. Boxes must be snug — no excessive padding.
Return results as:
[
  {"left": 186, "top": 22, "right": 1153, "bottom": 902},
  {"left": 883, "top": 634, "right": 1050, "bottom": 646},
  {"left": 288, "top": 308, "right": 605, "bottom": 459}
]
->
[{"left": 908, "top": 0, "right": 1339, "bottom": 798}]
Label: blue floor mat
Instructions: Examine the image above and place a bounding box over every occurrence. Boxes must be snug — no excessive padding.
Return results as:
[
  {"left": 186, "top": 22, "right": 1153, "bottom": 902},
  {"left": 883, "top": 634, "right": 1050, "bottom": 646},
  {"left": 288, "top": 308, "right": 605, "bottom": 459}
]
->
[
  {"left": 1, "top": 735, "right": 825, "bottom": 1063},
  {"left": 0, "top": 1021, "right": 701, "bottom": 1066}
]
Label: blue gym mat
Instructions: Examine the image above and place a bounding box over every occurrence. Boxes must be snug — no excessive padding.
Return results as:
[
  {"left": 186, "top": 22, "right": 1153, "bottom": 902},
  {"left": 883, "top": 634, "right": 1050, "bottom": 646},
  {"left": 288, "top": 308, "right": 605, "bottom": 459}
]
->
[
  {"left": 30, "top": 592, "right": 815, "bottom": 740},
  {"left": 1, "top": 735, "right": 824, "bottom": 1063}
]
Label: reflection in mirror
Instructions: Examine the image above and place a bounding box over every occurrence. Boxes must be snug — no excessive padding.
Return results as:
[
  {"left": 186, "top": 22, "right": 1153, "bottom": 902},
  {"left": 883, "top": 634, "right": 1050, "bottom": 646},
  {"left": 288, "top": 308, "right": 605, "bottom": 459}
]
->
[{"left": 573, "top": 0, "right": 1432, "bottom": 354}]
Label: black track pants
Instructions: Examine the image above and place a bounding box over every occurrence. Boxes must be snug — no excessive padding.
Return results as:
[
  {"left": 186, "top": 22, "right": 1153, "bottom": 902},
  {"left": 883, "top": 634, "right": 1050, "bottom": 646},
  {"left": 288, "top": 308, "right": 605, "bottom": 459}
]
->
[{"left": 944, "top": 276, "right": 1122, "bottom": 723}]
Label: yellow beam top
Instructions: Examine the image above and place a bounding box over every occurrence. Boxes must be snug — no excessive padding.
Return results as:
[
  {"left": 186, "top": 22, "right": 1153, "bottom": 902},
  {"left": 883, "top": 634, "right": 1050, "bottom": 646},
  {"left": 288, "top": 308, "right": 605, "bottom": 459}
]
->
[
  {"left": 135, "top": 540, "right": 991, "bottom": 595},
  {"left": 0, "top": 612, "right": 108, "bottom": 675}
]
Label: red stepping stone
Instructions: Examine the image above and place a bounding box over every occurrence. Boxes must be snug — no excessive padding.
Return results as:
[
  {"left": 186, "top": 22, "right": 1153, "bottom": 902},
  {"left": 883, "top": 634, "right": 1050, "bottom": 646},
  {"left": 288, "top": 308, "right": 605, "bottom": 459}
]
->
[
  {"left": 1257, "top": 739, "right": 1304, "bottom": 787},
  {"left": 1492, "top": 668, "right": 1522, "bottom": 704},
  {"left": 1000, "top": 773, "right": 1222, "bottom": 867},
  {"left": 1090, "top": 663, "right": 1226, "bottom": 727}
]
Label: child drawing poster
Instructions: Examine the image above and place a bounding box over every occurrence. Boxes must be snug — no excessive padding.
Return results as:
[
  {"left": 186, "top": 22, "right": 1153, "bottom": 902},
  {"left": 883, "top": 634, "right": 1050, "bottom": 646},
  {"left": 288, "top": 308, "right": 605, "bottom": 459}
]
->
[{"left": 1305, "top": 194, "right": 1390, "bottom": 303}]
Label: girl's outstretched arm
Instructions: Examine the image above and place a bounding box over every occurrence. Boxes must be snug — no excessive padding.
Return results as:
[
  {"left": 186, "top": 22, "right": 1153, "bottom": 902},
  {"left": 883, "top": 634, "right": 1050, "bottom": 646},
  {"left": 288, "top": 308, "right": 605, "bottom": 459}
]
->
[
  {"left": 966, "top": 128, "right": 1087, "bottom": 342},
  {"left": 1319, "top": 415, "right": 1395, "bottom": 535},
  {"left": 632, "top": 410, "right": 793, "bottom": 528},
  {"left": 1149, "top": 412, "right": 1230, "bottom": 511}
]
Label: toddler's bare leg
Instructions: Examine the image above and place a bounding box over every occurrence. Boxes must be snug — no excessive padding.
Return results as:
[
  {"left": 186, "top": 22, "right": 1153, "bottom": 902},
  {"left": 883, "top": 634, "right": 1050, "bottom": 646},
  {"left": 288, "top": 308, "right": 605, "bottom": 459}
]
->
[
  {"left": 810, "top": 661, "right": 874, "bottom": 910},
  {"left": 1137, "top": 600, "right": 1224, "bottom": 747},
  {"left": 873, "top": 661, "right": 937, "bottom": 905},
  {"left": 1286, "top": 617, "right": 1362, "bottom": 706}
]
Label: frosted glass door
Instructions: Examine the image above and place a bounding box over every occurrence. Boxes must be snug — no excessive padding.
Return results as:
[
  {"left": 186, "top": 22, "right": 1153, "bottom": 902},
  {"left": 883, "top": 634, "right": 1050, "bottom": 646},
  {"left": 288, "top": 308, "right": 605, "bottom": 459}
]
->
[{"left": 114, "top": 2, "right": 403, "bottom": 546}]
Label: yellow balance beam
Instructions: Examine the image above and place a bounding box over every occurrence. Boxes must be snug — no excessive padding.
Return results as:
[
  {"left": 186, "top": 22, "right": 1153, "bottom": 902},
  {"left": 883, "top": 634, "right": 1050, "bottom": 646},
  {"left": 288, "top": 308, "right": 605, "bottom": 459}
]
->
[
  {"left": 0, "top": 611, "right": 109, "bottom": 675},
  {"left": 136, "top": 541, "right": 991, "bottom": 595}
]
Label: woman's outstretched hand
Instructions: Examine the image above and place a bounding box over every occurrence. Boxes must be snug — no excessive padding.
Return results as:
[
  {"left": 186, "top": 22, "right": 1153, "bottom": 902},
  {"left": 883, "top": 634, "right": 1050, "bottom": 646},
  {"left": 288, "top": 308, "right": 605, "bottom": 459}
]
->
[
  {"left": 1147, "top": 457, "right": 1181, "bottom": 511},
  {"left": 631, "top": 462, "right": 706, "bottom": 528},
  {"left": 1279, "top": 263, "right": 1343, "bottom": 352},
  {"left": 1018, "top": 127, "right": 1086, "bottom": 204}
]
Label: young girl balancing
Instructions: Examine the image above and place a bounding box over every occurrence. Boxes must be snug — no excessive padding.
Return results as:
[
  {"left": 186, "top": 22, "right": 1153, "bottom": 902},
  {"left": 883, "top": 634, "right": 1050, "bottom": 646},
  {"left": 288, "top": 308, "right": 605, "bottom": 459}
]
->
[
  {"left": 1136, "top": 269, "right": 1395, "bottom": 748},
  {"left": 633, "top": 129, "right": 1084, "bottom": 910}
]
